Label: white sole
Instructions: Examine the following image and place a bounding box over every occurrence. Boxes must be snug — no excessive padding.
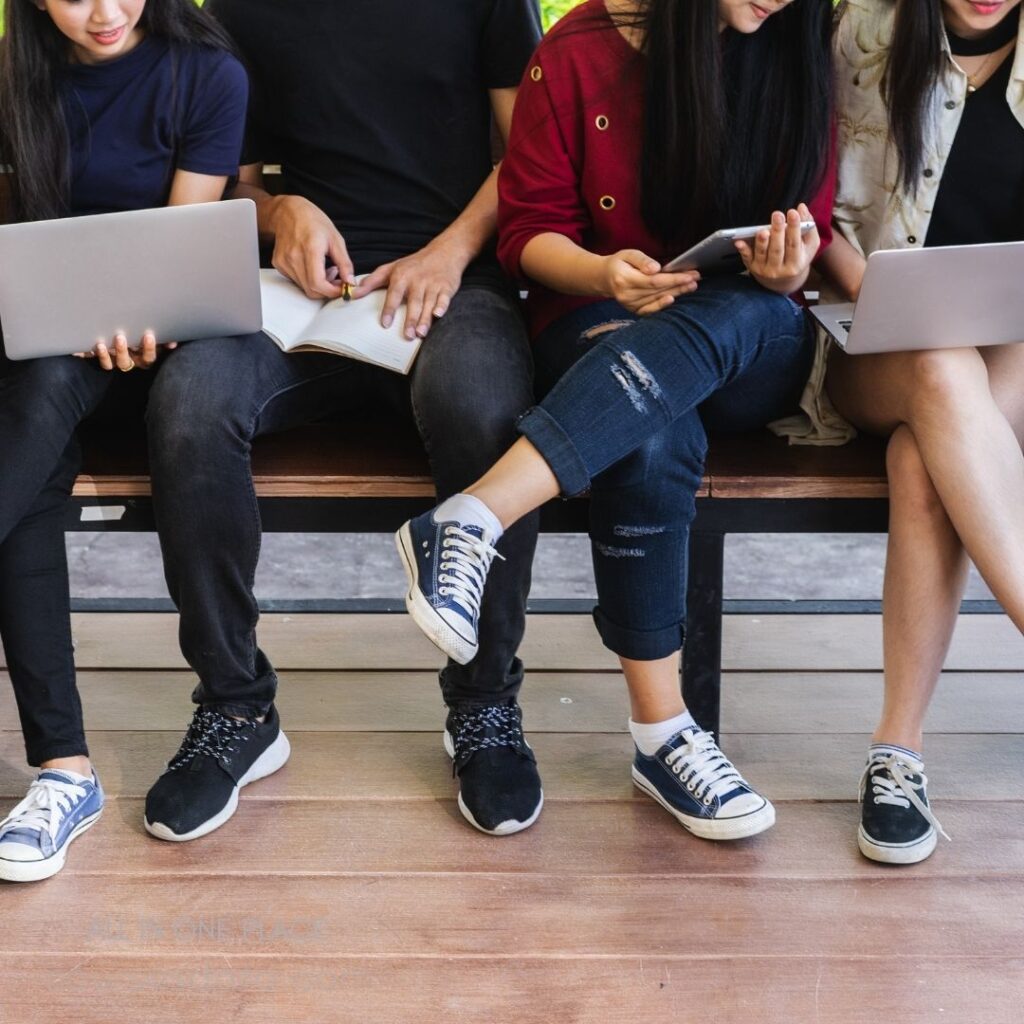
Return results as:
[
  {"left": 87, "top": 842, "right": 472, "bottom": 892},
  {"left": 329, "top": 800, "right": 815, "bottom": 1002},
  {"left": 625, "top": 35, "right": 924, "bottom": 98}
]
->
[
  {"left": 144, "top": 730, "right": 291, "bottom": 843},
  {"left": 443, "top": 730, "right": 543, "bottom": 836},
  {"left": 632, "top": 767, "right": 776, "bottom": 841},
  {"left": 0, "top": 809, "right": 102, "bottom": 883},
  {"left": 396, "top": 524, "right": 477, "bottom": 666},
  {"left": 858, "top": 824, "right": 937, "bottom": 865}
]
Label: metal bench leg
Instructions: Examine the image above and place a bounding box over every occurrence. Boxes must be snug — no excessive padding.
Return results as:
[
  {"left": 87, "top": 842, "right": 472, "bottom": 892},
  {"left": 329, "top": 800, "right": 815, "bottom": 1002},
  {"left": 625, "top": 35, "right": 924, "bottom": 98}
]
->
[{"left": 682, "top": 530, "right": 724, "bottom": 739}]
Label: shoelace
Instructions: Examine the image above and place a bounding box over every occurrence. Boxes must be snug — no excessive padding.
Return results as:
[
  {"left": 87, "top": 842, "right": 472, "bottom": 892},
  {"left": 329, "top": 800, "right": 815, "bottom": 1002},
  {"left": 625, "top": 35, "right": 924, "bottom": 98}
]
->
[
  {"left": 0, "top": 776, "right": 88, "bottom": 843},
  {"left": 448, "top": 702, "right": 530, "bottom": 774},
  {"left": 167, "top": 708, "right": 256, "bottom": 771},
  {"left": 664, "top": 730, "right": 750, "bottom": 806},
  {"left": 860, "top": 754, "right": 950, "bottom": 841},
  {"left": 438, "top": 525, "right": 504, "bottom": 620}
]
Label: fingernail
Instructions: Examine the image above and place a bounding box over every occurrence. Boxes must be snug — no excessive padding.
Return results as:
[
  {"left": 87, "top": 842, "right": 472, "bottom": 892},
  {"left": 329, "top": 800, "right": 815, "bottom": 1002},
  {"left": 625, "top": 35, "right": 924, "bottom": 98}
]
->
[
  {"left": 382, "top": 316, "right": 392, "bottom": 328},
  {"left": 417, "top": 326, "right": 428, "bottom": 337}
]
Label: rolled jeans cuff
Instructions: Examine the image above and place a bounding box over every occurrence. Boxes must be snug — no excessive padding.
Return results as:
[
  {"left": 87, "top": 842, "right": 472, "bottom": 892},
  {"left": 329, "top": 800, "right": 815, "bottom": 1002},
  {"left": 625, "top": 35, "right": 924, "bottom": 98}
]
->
[
  {"left": 26, "top": 740, "right": 90, "bottom": 769},
  {"left": 592, "top": 606, "right": 686, "bottom": 662},
  {"left": 516, "top": 405, "right": 592, "bottom": 498}
]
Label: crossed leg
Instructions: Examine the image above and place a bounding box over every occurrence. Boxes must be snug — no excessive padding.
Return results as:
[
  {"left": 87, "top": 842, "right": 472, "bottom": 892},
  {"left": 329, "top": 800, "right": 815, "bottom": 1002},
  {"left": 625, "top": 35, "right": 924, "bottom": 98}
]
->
[{"left": 827, "top": 342, "right": 1024, "bottom": 749}]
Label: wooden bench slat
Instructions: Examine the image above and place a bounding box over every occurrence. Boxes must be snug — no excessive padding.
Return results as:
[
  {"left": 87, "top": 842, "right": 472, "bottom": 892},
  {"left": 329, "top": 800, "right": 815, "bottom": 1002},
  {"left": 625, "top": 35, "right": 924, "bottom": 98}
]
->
[{"left": 705, "top": 432, "right": 888, "bottom": 499}]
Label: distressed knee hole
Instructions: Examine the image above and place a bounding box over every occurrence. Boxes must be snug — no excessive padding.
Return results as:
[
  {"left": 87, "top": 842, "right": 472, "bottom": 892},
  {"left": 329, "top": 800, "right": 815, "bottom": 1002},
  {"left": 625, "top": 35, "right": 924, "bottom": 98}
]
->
[
  {"left": 613, "top": 524, "right": 666, "bottom": 538},
  {"left": 595, "top": 541, "right": 646, "bottom": 559},
  {"left": 578, "top": 320, "right": 632, "bottom": 343}
]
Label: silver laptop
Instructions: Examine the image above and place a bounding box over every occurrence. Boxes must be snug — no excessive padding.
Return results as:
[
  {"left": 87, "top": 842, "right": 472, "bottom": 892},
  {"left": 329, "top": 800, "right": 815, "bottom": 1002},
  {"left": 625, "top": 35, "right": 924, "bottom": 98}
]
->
[
  {"left": 0, "top": 199, "right": 262, "bottom": 360},
  {"left": 811, "top": 242, "right": 1024, "bottom": 354}
]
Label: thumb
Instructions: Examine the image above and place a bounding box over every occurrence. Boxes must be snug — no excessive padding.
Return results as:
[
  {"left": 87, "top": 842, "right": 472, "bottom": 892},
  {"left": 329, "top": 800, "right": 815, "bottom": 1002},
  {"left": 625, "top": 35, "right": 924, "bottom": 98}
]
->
[{"left": 618, "top": 249, "right": 660, "bottom": 275}]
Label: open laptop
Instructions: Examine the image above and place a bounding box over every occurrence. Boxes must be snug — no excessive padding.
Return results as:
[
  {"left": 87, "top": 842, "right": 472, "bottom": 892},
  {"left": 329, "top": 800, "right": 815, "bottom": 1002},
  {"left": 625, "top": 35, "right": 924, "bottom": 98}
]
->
[
  {"left": 0, "top": 199, "right": 262, "bottom": 360},
  {"left": 811, "top": 241, "right": 1024, "bottom": 354}
]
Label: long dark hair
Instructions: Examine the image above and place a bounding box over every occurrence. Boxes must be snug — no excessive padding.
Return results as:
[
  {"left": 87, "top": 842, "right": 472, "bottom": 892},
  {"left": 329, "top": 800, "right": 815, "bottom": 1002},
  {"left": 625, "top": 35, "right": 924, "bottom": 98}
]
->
[
  {"left": 606, "top": 0, "right": 833, "bottom": 245},
  {"left": 0, "top": 0, "right": 236, "bottom": 222},
  {"left": 883, "top": 0, "right": 947, "bottom": 193}
]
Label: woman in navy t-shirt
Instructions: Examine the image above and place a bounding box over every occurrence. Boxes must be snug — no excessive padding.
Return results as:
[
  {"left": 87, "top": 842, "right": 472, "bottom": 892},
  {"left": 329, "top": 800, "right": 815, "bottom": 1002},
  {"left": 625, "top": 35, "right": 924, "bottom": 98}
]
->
[{"left": 0, "top": 0, "right": 247, "bottom": 882}]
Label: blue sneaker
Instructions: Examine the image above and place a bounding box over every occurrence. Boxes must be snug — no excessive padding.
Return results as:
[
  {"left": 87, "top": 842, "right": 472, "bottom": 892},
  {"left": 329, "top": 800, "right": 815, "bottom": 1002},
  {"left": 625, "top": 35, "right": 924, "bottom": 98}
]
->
[
  {"left": 396, "top": 508, "right": 502, "bottom": 665},
  {"left": 0, "top": 770, "right": 104, "bottom": 882},
  {"left": 632, "top": 729, "right": 775, "bottom": 840}
]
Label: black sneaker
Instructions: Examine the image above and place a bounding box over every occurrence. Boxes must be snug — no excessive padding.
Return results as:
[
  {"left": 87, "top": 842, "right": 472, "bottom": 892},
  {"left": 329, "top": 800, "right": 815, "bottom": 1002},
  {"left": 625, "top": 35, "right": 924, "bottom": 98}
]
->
[
  {"left": 858, "top": 747, "right": 948, "bottom": 865},
  {"left": 443, "top": 700, "right": 543, "bottom": 836},
  {"left": 144, "top": 705, "right": 290, "bottom": 842}
]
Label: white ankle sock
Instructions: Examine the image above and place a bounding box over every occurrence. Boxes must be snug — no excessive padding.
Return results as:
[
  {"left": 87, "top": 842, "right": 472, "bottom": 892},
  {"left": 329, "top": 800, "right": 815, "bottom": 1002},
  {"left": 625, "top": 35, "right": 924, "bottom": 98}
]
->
[
  {"left": 435, "top": 493, "right": 504, "bottom": 542},
  {"left": 629, "top": 710, "right": 699, "bottom": 756}
]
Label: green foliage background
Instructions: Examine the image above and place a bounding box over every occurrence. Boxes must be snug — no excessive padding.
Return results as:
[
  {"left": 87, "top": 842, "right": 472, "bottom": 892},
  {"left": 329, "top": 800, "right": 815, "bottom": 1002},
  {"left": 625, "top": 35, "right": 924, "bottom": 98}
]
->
[{"left": 542, "top": 1, "right": 579, "bottom": 29}]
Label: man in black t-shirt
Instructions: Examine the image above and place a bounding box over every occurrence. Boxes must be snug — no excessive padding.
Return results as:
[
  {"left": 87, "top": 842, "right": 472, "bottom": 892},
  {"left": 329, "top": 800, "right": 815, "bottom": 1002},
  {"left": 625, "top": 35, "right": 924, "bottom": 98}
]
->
[{"left": 143, "top": 1, "right": 545, "bottom": 843}]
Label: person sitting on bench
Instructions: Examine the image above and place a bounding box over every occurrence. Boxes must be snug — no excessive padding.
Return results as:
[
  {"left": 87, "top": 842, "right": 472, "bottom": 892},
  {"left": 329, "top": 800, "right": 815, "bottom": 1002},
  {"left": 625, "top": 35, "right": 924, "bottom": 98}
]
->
[
  {"left": 398, "top": 0, "right": 835, "bottom": 843},
  {"left": 0, "top": 0, "right": 247, "bottom": 881},
  {"left": 141, "top": 0, "right": 546, "bottom": 843},
  {"left": 816, "top": 0, "right": 1024, "bottom": 865}
]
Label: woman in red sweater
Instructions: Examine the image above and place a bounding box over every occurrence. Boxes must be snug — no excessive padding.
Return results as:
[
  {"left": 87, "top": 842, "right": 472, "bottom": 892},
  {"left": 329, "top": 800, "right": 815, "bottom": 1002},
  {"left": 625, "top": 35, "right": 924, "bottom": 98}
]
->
[{"left": 398, "top": 0, "right": 834, "bottom": 841}]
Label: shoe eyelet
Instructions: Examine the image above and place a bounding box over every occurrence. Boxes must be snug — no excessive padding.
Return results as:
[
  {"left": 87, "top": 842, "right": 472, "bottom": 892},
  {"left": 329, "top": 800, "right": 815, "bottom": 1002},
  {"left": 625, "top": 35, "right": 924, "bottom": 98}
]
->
[{"left": 703, "top": 796, "right": 712, "bottom": 806}]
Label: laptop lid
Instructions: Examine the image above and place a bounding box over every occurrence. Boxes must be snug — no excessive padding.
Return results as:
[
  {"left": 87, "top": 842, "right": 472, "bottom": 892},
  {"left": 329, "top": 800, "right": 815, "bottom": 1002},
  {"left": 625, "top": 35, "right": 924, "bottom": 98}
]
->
[
  {"left": 838, "top": 242, "right": 1024, "bottom": 355},
  {"left": 0, "top": 199, "right": 262, "bottom": 360}
]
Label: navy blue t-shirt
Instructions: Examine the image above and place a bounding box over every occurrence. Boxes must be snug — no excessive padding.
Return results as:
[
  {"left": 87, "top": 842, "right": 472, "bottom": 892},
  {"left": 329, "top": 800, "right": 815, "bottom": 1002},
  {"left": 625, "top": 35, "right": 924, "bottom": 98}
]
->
[{"left": 60, "top": 36, "right": 248, "bottom": 216}]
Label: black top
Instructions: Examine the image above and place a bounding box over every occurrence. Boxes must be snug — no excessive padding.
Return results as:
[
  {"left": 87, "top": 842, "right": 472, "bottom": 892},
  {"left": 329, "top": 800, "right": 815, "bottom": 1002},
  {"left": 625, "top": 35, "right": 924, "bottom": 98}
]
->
[
  {"left": 61, "top": 37, "right": 247, "bottom": 215},
  {"left": 927, "top": 23, "right": 1024, "bottom": 247},
  {"left": 205, "top": 0, "right": 542, "bottom": 277}
]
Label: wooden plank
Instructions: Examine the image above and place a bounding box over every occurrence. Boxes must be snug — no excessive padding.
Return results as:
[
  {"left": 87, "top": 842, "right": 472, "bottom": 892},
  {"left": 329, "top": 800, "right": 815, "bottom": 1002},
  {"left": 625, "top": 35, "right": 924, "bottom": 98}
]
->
[
  {"left": 5, "top": 612, "right": 1018, "bottom": 673},
  {"left": 51, "top": 799, "right": 1024, "bottom": 880},
  {"left": 1, "top": 731, "right": 1021, "bottom": 802},
  {"left": 5, "top": 955, "right": 1020, "bottom": 1024},
  {"left": 722, "top": 613, "right": 1024, "bottom": 672},
  {"left": 55, "top": 613, "right": 621, "bottom": 671},
  {"left": 0, "top": 668, "right": 1018, "bottom": 735},
  {"left": 74, "top": 421, "right": 710, "bottom": 499},
  {"left": 706, "top": 432, "right": 888, "bottom": 499},
  {"left": 74, "top": 422, "right": 436, "bottom": 499},
  {"left": 3, "top": 874, "right": 1024, "bottom": 958}
]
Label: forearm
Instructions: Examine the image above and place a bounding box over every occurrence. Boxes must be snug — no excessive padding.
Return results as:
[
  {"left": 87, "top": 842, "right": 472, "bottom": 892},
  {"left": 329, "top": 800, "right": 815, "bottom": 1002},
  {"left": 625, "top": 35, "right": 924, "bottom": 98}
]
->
[
  {"left": 424, "top": 166, "right": 500, "bottom": 270},
  {"left": 816, "top": 231, "right": 867, "bottom": 301},
  {"left": 520, "top": 233, "right": 610, "bottom": 297}
]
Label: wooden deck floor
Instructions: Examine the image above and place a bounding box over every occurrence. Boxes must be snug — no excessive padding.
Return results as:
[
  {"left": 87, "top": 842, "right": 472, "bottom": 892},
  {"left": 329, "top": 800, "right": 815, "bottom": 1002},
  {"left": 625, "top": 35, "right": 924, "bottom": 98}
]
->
[{"left": 2, "top": 613, "right": 1023, "bottom": 1023}]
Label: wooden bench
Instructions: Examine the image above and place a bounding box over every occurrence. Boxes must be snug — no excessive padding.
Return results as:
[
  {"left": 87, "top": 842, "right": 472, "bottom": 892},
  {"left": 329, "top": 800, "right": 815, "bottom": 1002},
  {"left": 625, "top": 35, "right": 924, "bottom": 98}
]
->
[{"left": 70, "top": 422, "right": 889, "bottom": 735}]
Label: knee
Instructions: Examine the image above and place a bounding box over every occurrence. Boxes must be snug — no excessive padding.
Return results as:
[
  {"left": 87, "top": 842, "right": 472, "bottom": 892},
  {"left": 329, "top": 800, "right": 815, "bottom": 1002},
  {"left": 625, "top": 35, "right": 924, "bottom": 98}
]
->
[
  {"left": 905, "top": 348, "right": 988, "bottom": 420},
  {"left": 885, "top": 426, "right": 945, "bottom": 520},
  {"left": 592, "top": 430, "right": 705, "bottom": 511},
  {"left": 146, "top": 352, "right": 251, "bottom": 464},
  {"left": 7, "top": 358, "right": 97, "bottom": 425}
]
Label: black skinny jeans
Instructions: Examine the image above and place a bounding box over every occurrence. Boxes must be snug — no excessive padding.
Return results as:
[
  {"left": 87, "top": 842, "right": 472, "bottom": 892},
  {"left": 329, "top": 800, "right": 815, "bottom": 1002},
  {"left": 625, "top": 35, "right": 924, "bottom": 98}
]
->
[
  {"left": 0, "top": 346, "right": 151, "bottom": 765},
  {"left": 145, "top": 282, "right": 538, "bottom": 717}
]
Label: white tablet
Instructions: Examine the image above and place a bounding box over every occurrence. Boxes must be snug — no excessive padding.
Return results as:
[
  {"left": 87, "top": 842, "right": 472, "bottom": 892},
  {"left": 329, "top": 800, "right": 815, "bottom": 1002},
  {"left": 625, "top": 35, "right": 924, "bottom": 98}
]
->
[{"left": 663, "top": 221, "right": 816, "bottom": 274}]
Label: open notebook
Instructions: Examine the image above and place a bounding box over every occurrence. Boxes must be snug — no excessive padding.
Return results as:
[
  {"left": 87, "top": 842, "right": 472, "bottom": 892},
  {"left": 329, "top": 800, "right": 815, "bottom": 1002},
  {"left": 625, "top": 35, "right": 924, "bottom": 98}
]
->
[{"left": 259, "top": 269, "right": 421, "bottom": 374}]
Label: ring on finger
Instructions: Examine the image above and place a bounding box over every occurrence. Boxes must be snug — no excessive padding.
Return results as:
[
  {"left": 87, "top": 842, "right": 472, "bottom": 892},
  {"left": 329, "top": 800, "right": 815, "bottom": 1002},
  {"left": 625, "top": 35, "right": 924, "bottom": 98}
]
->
[{"left": 118, "top": 357, "right": 136, "bottom": 373}]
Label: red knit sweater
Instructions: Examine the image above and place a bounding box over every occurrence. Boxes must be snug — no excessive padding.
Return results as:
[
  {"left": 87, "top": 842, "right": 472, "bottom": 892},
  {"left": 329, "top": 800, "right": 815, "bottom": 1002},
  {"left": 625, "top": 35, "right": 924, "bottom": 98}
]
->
[{"left": 497, "top": 0, "right": 836, "bottom": 338}]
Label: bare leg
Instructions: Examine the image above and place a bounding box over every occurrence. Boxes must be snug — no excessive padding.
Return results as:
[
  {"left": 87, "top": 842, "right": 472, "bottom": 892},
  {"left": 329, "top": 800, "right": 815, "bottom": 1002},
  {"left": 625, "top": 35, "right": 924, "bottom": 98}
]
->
[
  {"left": 40, "top": 756, "right": 92, "bottom": 776},
  {"left": 874, "top": 426, "right": 969, "bottom": 751},
  {"left": 621, "top": 653, "right": 686, "bottom": 724},
  {"left": 828, "top": 345, "right": 1024, "bottom": 630},
  {"left": 829, "top": 344, "right": 1024, "bottom": 751},
  {"left": 466, "top": 437, "right": 559, "bottom": 530}
]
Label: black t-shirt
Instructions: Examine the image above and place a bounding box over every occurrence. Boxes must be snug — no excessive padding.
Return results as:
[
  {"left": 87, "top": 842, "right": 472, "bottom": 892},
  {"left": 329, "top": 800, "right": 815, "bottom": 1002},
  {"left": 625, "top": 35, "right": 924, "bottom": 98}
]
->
[
  {"left": 927, "top": 34, "right": 1024, "bottom": 246},
  {"left": 205, "top": 0, "right": 542, "bottom": 277}
]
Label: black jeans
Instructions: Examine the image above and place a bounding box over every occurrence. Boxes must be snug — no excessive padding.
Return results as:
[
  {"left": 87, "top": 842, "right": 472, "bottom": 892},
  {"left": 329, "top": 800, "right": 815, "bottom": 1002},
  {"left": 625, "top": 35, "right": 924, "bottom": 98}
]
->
[
  {"left": 524, "top": 278, "right": 814, "bottom": 661},
  {"left": 0, "top": 347, "right": 151, "bottom": 765},
  {"left": 145, "top": 282, "right": 538, "bottom": 717}
]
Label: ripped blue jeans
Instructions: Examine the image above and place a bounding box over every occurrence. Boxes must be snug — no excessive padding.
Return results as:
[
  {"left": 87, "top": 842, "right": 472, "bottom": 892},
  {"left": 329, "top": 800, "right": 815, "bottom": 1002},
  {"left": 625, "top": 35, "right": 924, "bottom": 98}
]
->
[{"left": 520, "top": 276, "right": 813, "bottom": 661}]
